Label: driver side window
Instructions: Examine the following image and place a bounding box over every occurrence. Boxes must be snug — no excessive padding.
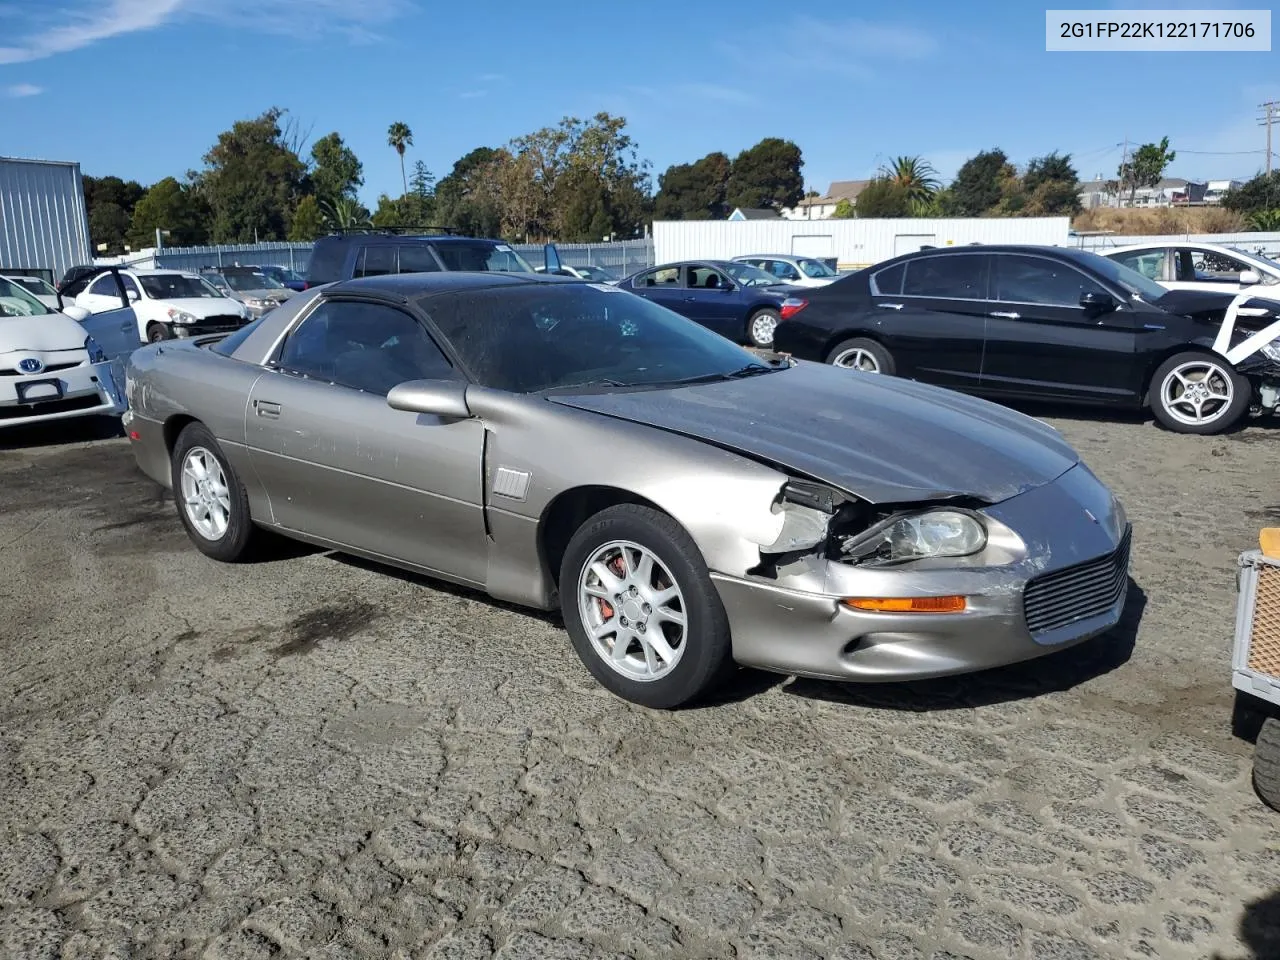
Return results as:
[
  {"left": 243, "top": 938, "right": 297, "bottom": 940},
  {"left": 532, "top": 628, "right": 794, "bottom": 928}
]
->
[
  {"left": 276, "top": 300, "right": 457, "bottom": 395},
  {"left": 687, "top": 267, "right": 727, "bottom": 289},
  {"left": 87, "top": 274, "right": 118, "bottom": 297}
]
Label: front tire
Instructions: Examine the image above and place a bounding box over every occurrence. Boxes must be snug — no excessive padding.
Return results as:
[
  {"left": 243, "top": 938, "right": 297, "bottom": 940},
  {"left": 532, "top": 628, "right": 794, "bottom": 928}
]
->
[
  {"left": 170, "top": 422, "right": 259, "bottom": 562},
  {"left": 1256, "top": 717, "right": 1280, "bottom": 812},
  {"left": 826, "top": 337, "right": 896, "bottom": 375},
  {"left": 559, "top": 504, "right": 733, "bottom": 709},
  {"left": 1148, "top": 351, "right": 1250, "bottom": 435},
  {"left": 147, "top": 322, "right": 173, "bottom": 343},
  {"left": 747, "top": 308, "right": 780, "bottom": 348}
]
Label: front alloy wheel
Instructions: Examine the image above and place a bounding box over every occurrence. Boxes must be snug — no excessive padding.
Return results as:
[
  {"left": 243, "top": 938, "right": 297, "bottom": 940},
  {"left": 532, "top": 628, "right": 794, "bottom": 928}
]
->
[
  {"left": 1149, "top": 351, "right": 1250, "bottom": 434},
  {"left": 578, "top": 540, "right": 687, "bottom": 682}
]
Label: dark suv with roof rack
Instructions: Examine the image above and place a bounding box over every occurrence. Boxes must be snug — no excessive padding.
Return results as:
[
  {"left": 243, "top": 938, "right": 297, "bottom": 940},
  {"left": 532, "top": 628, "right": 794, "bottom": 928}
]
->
[{"left": 304, "top": 228, "right": 562, "bottom": 288}]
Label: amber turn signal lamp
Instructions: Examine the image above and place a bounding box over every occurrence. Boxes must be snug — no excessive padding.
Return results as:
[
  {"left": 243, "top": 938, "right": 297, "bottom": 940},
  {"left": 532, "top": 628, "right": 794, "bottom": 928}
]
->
[{"left": 843, "top": 596, "right": 967, "bottom": 613}]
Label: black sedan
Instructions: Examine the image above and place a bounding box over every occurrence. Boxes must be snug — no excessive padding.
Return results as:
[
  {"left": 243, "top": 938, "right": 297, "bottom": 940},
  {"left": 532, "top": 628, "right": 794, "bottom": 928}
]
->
[
  {"left": 772, "top": 244, "right": 1280, "bottom": 435},
  {"left": 616, "top": 260, "right": 807, "bottom": 348}
]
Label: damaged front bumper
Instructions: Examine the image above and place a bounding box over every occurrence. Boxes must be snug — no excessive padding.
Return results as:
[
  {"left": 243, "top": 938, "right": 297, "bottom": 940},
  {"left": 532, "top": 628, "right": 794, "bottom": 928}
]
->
[{"left": 716, "top": 464, "right": 1132, "bottom": 683}]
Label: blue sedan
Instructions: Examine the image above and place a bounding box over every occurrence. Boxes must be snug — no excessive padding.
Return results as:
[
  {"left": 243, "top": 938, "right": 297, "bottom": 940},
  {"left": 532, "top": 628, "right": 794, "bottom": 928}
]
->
[{"left": 616, "top": 259, "right": 807, "bottom": 347}]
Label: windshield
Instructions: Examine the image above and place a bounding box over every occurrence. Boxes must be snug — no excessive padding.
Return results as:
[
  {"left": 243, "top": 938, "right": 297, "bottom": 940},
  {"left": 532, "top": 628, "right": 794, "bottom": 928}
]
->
[
  {"left": 264, "top": 266, "right": 304, "bottom": 283},
  {"left": 224, "top": 272, "right": 285, "bottom": 292},
  {"left": 10, "top": 276, "right": 56, "bottom": 296},
  {"left": 722, "top": 261, "right": 783, "bottom": 287},
  {"left": 423, "top": 283, "right": 772, "bottom": 393},
  {"left": 1083, "top": 253, "right": 1170, "bottom": 301},
  {"left": 432, "top": 242, "right": 535, "bottom": 273},
  {"left": 798, "top": 258, "right": 838, "bottom": 278},
  {"left": 0, "top": 277, "right": 54, "bottom": 316},
  {"left": 139, "top": 274, "right": 226, "bottom": 300},
  {"left": 575, "top": 265, "right": 618, "bottom": 282},
  {"left": 1225, "top": 246, "right": 1280, "bottom": 281}
]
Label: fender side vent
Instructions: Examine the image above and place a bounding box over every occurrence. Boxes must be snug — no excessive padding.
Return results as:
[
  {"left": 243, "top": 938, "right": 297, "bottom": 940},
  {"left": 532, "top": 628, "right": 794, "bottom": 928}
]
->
[{"left": 493, "top": 467, "right": 532, "bottom": 501}]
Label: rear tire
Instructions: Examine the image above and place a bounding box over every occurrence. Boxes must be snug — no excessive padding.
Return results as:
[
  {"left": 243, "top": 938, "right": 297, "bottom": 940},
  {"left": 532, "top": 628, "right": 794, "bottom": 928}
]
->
[
  {"left": 1148, "top": 351, "right": 1250, "bottom": 435},
  {"left": 1255, "top": 717, "right": 1280, "bottom": 812},
  {"left": 559, "top": 504, "right": 733, "bottom": 709},
  {"left": 747, "top": 308, "right": 780, "bottom": 348},
  {"left": 170, "top": 422, "right": 259, "bottom": 562},
  {"left": 827, "top": 337, "right": 895, "bottom": 375}
]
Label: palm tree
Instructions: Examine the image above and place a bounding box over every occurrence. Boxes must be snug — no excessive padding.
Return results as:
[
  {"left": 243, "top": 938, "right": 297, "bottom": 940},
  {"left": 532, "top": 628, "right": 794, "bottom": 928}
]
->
[
  {"left": 387, "top": 122, "right": 414, "bottom": 196},
  {"left": 880, "top": 156, "right": 940, "bottom": 207},
  {"left": 320, "top": 197, "right": 371, "bottom": 231}
]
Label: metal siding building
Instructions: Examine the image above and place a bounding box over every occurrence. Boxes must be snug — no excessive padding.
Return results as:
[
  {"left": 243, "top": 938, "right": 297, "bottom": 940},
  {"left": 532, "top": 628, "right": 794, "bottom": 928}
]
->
[
  {"left": 0, "top": 157, "right": 92, "bottom": 283},
  {"left": 653, "top": 217, "right": 1073, "bottom": 270}
]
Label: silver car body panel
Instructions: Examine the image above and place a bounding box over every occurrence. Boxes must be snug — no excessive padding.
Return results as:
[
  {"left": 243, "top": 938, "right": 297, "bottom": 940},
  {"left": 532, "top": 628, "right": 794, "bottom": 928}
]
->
[{"left": 122, "top": 280, "right": 1131, "bottom": 683}]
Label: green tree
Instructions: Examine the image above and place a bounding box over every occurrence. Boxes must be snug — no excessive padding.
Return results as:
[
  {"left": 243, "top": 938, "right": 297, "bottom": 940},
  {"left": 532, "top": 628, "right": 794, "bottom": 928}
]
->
[
  {"left": 387, "top": 121, "right": 413, "bottom": 196},
  {"left": 321, "top": 197, "right": 371, "bottom": 230},
  {"left": 725, "top": 138, "right": 804, "bottom": 211},
  {"left": 854, "top": 178, "right": 912, "bottom": 218},
  {"left": 434, "top": 147, "right": 504, "bottom": 237},
  {"left": 881, "top": 156, "right": 939, "bottom": 207},
  {"left": 126, "top": 177, "right": 210, "bottom": 249},
  {"left": 1247, "top": 209, "right": 1280, "bottom": 230},
  {"left": 192, "top": 107, "right": 309, "bottom": 243},
  {"left": 1222, "top": 171, "right": 1280, "bottom": 215},
  {"left": 288, "top": 194, "right": 324, "bottom": 241},
  {"left": 653, "top": 152, "right": 732, "bottom": 220},
  {"left": 1020, "top": 151, "right": 1082, "bottom": 216},
  {"left": 831, "top": 197, "right": 855, "bottom": 218},
  {"left": 83, "top": 175, "right": 145, "bottom": 252},
  {"left": 310, "top": 132, "right": 364, "bottom": 209},
  {"left": 950, "top": 149, "right": 1016, "bottom": 216},
  {"left": 1118, "top": 136, "right": 1175, "bottom": 204}
]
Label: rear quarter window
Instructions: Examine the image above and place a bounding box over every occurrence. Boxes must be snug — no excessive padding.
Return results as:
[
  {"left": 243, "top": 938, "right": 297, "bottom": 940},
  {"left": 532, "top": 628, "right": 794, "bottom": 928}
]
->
[
  {"left": 870, "top": 262, "right": 905, "bottom": 295},
  {"left": 307, "top": 239, "right": 349, "bottom": 284}
]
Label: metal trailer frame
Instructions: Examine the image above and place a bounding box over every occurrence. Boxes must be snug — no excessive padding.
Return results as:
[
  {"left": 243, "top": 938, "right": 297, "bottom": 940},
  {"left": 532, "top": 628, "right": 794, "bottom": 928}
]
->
[{"left": 1232, "top": 549, "right": 1280, "bottom": 710}]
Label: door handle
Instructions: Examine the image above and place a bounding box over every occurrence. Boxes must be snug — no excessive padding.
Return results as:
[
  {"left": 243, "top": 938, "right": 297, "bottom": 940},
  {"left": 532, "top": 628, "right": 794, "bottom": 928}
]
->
[
  {"left": 989, "top": 311, "right": 1021, "bottom": 319},
  {"left": 254, "top": 399, "right": 281, "bottom": 419},
  {"left": 877, "top": 302, "right": 904, "bottom": 310},
  {"left": 683, "top": 296, "right": 697, "bottom": 302}
]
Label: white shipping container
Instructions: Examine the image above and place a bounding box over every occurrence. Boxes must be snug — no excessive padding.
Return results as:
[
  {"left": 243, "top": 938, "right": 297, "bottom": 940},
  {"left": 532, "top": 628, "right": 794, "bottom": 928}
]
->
[
  {"left": 0, "top": 156, "right": 92, "bottom": 284},
  {"left": 653, "top": 217, "right": 1072, "bottom": 270}
]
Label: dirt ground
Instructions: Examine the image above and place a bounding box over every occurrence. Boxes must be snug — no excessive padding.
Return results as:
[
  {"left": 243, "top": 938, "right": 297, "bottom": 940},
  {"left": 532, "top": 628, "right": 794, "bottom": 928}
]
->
[{"left": 2, "top": 407, "right": 1279, "bottom": 960}]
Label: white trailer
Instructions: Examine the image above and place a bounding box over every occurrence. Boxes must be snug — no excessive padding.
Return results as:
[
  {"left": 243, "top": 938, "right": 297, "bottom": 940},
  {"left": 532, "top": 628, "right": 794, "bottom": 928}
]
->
[{"left": 653, "top": 216, "right": 1072, "bottom": 271}]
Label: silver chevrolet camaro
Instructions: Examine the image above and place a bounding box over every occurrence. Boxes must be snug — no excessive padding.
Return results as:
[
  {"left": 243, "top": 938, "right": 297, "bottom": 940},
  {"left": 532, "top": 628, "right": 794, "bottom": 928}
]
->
[{"left": 122, "top": 272, "right": 1132, "bottom": 709}]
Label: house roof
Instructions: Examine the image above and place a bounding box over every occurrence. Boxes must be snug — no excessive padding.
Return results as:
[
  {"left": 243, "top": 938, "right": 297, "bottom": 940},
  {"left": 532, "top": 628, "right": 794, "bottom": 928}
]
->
[
  {"left": 795, "top": 179, "right": 872, "bottom": 207},
  {"left": 729, "top": 207, "right": 782, "bottom": 220}
]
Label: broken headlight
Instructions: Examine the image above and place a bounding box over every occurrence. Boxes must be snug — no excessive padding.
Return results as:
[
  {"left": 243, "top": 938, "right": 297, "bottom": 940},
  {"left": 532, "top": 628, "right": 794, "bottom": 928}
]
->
[
  {"left": 1261, "top": 340, "right": 1280, "bottom": 362},
  {"left": 841, "top": 509, "right": 987, "bottom": 565}
]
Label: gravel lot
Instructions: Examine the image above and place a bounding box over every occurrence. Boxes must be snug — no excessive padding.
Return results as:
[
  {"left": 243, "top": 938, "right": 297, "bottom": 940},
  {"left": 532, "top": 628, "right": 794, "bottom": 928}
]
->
[{"left": 2, "top": 408, "right": 1279, "bottom": 960}]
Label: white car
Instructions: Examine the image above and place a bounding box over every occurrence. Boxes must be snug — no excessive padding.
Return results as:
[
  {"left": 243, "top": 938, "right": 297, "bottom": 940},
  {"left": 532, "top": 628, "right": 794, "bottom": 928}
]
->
[
  {"left": 0, "top": 276, "right": 133, "bottom": 428},
  {"left": 534, "top": 264, "right": 621, "bottom": 284},
  {"left": 2, "top": 275, "right": 60, "bottom": 310},
  {"left": 74, "top": 268, "right": 252, "bottom": 343},
  {"left": 731, "top": 254, "right": 841, "bottom": 288},
  {"left": 1101, "top": 242, "right": 1280, "bottom": 296}
]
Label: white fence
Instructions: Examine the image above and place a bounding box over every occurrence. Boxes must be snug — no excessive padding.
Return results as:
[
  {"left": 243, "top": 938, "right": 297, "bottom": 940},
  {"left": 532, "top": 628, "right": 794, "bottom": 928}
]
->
[{"left": 653, "top": 217, "right": 1073, "bottom": 269}]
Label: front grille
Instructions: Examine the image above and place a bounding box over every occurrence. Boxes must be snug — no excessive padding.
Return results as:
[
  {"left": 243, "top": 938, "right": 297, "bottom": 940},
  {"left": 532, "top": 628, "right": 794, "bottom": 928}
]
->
[
  {"left": 1023, "top": 527, "right": 1132, "bottom": 637},
  {"left": 0, "top": 393, "right": 102, "bottom": 420},
  {"left": 1246, "top": 564, "right": 1280, "bottom": 679},
  {"left": 0, "top": 361, "right": 82, "bottom": 377}
]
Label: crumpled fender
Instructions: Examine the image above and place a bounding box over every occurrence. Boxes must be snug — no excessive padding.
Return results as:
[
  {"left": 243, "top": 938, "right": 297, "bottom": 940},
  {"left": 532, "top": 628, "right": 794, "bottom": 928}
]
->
[{"left": 1211, "top": 292, "right": 1280, "bottom": 364}]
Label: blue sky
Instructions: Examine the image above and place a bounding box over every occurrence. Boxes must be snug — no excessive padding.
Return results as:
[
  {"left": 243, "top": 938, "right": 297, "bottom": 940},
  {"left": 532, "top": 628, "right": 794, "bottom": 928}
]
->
[{"left": 2, "top": 0, "right": 1276, "bottom": 205}]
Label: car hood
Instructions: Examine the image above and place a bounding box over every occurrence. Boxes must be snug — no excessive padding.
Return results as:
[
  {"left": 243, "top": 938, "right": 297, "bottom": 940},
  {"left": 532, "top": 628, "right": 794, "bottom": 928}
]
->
[
  {"left": 161, "top": 298, "right": 247, "bottom": 316},
  {"left": 0, "top": 312, "right": 87, "bottom": 352},
  {"left": 549, "top": 361, "right": 1080, "bottom": 504},
  {"left": 233, "top": 288, "right": 292, "bottom": 301}
]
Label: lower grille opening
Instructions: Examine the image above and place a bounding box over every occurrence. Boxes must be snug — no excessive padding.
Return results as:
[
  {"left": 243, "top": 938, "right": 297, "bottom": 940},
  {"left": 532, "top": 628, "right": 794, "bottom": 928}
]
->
[{"left": 1022, "top": 527, "right": 1131, "bottom": 637}]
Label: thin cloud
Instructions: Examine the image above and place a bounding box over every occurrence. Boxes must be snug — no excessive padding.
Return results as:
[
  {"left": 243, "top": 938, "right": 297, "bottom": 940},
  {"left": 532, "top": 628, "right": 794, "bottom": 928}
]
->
[
  {"left": 676, "top": 82, "right": 756, "bottom": 104},
  {"left": 0, "top": 0, "right": 410, "bottom": 64},
  {"left": 718, "top": 17, "right": 938, "bottom": 81},
  {"left": 459, "top": 89, "right": 487, "bottom": 99},
  {"left": 5, "top": 83, "right": 44, "bottom": 97},
  {"left": 477, "top": 72, "right": 505, "bottom": 82}
]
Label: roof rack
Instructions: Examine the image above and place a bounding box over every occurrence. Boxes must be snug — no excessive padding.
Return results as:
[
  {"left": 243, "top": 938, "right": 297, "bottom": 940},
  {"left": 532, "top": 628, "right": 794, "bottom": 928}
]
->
[{"left": 328, "top": 225, "right": 461, "bottom": 237}]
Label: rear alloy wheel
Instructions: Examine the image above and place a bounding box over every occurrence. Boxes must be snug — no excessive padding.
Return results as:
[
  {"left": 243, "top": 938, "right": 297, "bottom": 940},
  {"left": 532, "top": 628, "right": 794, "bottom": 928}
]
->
[
  {"left": 827, "top": 337, "right": 896, "bottom": 376},
  {"left": 170, "top": 422, "right": 259, "bottom": 562},
  {"left": 560, "top": 504, "right": 732, "bottom": 709},
  {"left": 747, "top": 308, "right": 780, "bottom": 348},
  {"left": 1149, "top": 351, "right": 1250, "bottom": 435}
]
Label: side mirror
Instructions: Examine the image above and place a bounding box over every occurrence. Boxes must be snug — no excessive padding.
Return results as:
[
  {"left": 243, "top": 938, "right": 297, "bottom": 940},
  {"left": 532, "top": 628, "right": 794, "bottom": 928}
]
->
[
  {"left": 387, "top": 379, "right": 471, "bottom": 419},
  {"left": 1240, "top": 269, "right": 1261, "bottom": 285},
  {"left": 1079, "top": 290, "right": 1117, "bottom": 314},
  {"left": 126, "top": 288, "right": 139, "bottom": 301},
  {"left": 61, "top": 305, "right": 90, "bottom": 322}
]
